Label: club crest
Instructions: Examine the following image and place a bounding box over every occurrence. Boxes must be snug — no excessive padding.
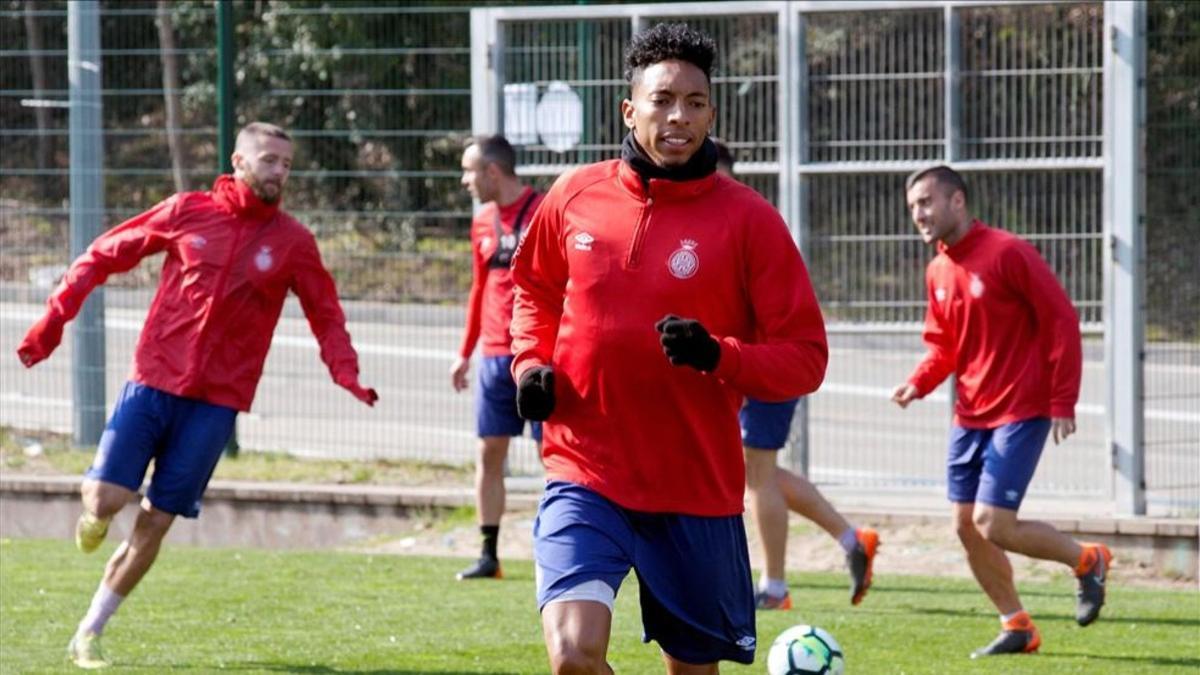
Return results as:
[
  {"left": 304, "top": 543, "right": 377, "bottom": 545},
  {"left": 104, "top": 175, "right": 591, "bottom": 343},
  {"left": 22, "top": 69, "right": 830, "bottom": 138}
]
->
[
  {"left": 667, "top": 239, "right": 699, "bottom": 279},
  {"left": 254, "top": 245, "right": 274, "bottom": 272}
]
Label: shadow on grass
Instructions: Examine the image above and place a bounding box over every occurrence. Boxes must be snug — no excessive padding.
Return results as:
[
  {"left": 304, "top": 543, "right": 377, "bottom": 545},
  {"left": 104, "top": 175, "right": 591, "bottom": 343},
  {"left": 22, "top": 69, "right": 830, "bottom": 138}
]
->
[
  {"left": 794, "top": 579, "right": 1067, "bottom": 598},
  {"left": 1042, "top": 652, "right": 1200, "bottom": 669},
  {"left": 910, "top": 605, "right": 1200, "bottom": 628},
  {"left": 181, "top": 665, "right": 523, "bottom": 675}
]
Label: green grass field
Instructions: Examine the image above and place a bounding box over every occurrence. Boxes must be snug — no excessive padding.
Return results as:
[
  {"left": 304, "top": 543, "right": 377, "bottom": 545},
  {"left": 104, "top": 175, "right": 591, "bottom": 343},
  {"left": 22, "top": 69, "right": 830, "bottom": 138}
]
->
[{"left": 1, "top": 538, "right": 1197, "bottom": 674}]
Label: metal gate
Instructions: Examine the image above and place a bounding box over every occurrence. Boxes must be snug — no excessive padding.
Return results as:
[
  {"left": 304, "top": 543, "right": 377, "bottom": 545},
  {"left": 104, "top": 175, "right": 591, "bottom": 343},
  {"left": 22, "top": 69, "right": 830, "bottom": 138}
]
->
[{"left": 469, "top": 1, "right": 1145, "bottom": 508}]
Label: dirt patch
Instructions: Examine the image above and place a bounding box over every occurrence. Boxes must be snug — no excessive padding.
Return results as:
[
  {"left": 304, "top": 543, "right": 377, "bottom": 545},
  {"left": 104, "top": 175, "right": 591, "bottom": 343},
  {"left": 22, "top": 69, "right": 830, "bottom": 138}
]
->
[{"left": 353, "top": 506, "right": 1195, "bottom": 591}]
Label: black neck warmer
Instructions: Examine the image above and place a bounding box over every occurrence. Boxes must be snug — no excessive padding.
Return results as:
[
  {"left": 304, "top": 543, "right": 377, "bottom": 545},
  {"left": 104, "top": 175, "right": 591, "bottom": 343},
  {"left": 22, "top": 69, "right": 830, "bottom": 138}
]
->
[{"left": 621, "top": 132, "right": 718, "bottom": 185}]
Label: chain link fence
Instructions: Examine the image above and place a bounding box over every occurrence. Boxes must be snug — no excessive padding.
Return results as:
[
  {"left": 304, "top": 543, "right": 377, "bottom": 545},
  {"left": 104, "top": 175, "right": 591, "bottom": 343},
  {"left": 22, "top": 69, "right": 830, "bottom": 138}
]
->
[{"left": 1, "top": 1, "right": 1195, "bottom": 515}]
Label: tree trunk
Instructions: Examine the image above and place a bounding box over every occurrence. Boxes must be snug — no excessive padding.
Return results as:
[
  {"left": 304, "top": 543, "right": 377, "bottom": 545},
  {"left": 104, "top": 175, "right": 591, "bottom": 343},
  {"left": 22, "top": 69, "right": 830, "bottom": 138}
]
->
[
  {"left": 157, "top": 0, "right": 187, "bottom": 192},
  {"left": 24, "top": 1, "right": 54, "bottom": 192}
]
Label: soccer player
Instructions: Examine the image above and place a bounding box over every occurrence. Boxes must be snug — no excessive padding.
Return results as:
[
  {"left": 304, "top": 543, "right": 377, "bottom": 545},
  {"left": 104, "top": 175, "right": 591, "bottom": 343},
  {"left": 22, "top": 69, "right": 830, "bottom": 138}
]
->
[
  {"left": 510, "top": 24, "right": 828, "bottom": 674},
  {"left": 16, "top": 122, "right": 378, "bottom": 669},
  {"left": 450, "top": 134, "right": 544, "bottom": 580},
  {"left": 891, "top": 165, "right": 1111, "bottom": 658},
  {"left": 712, "top": 140, "right": 879, "bottom": 611}
]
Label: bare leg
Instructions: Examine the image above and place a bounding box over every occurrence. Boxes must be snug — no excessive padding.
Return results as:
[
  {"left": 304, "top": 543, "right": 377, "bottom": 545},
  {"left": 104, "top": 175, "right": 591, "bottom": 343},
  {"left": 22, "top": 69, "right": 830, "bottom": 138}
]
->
[
  {"left": 542, "top": 600, "right": 614, "bottom": 675},
  {"left": 477, "top": 436, "right": 511, "bottom": 526},
  {"left": 953, "top": 502, "right": 1022, "bottom": 615},
  {"left": 774, "top": 466, "right": 852, "bottom": 541},
  {"left": 80, "top": 479, "right": 136, "bottom": 521},
  {"left": 103, "top": 500, "right": 175, "bottom": 596},
  {"left": 743, "top": 448, "right": 788, "bottom": 583},
  {"left": 972, "top": 504, "right": 1082, "bottom": 567}
]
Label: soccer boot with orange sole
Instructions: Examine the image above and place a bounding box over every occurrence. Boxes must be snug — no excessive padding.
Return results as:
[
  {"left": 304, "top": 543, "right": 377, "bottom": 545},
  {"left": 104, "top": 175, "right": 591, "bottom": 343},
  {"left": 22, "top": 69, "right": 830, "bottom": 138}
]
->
[
  {"left": 1075, "top": 542, "right": 1113, "bottom": 626},
  {"left": 847, "top": 527, "right": 880, "bottom": 605},
  {"left": 970, "top": 611, "right": 1041, "bottom": 658}
]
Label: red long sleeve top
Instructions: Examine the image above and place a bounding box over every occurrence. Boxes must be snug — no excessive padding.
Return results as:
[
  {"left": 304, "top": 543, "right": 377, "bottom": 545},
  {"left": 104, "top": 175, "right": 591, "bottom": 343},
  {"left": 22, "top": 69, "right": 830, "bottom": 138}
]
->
[
  {"left": 510, "top": 160, "right": 828, "bottom": 516},
  {"left": 35, "top": 175, "right": 365, "bottom": 411},
  {"left": 458, "top": 187, "right": 544, "bottom": 358},
  {"left": 907, "top": 222, "right": 1083, "bottom": 428}
]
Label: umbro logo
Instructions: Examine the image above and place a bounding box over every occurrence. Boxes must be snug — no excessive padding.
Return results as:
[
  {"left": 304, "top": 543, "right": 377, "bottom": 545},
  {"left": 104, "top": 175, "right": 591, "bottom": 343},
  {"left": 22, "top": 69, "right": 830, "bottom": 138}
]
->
[
  {"left": 735, "top": 635, "right": 756, "bottom": 651},
  {"left": 573, "top": 232, "right": 594, "bottom": 251}
]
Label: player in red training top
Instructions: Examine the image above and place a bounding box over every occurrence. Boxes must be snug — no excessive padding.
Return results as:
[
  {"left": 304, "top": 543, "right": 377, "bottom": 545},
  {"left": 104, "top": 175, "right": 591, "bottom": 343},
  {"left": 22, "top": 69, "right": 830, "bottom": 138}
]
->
[
  {"left": 450, "top": 134, "right": 543, "bottom": 581},
  {"left": 16, "top": 122, "right": 377, "bottom": 669},
  {"left": 892, "top": 165, "right": 1111, "bottom": 658},
  {"left": 712, "top": 140, "right": 880, "bottom": 612},
  {"left": 510, "top": 24, "right": 827, "bottom": 673}
]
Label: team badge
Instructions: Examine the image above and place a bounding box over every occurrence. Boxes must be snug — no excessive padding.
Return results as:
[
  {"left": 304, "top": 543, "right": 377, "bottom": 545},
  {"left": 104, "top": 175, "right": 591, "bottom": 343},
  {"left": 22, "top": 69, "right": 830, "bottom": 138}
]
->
[
  {"left": 667, "top": 239, "right": 699, "bottom": 279},
  {"left": 935, "top": 287, "right": 947, "bottom": 302},
  {"left": 969, "top": 273, "right": 985, "bottom": 298},
  {"left": 255, "top": 245, "right": 274, "bottom": 271},
  {"left": 188, "top": 235, "right": 207, "bottom": 250}
]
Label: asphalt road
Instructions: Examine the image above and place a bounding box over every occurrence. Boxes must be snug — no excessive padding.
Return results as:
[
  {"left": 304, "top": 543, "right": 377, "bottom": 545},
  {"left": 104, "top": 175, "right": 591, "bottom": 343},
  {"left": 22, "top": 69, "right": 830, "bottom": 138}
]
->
[{"left": 2, "top": 299, "right": 1196, "bottom": 508}]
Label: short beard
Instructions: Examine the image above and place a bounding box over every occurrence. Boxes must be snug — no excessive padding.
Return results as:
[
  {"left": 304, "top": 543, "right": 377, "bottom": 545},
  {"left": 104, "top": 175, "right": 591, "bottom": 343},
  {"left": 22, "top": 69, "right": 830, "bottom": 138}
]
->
[{"left": 244, "top": 174, "right": 282, "bottom": 204}]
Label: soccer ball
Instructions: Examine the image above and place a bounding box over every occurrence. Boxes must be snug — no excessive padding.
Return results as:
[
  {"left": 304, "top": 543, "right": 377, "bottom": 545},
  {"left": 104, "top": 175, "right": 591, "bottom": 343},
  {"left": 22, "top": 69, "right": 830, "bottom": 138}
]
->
[{"left": 766, "top": 624, "right": 845, "bottom": 675}]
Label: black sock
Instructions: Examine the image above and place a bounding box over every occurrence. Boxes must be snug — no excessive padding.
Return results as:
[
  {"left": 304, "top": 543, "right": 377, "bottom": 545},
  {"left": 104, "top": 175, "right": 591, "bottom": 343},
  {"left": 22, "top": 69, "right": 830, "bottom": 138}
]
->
[{"left": 481, "top": 525, "right": 500, "bottom": 561}]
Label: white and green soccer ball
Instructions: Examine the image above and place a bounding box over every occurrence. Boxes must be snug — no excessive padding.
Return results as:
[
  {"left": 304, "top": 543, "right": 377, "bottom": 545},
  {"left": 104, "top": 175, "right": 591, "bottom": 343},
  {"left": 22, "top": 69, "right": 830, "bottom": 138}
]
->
[{"left": 766, "top": 624, "right": 845, "bottom": 675}]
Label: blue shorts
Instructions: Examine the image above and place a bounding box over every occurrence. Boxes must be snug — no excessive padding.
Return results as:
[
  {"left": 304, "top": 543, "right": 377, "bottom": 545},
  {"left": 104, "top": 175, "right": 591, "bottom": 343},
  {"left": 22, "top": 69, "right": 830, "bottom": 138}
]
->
[
  {"left": 533, "top": 481, "right": 756, "bottom": 665},
  {"left": 476, "top": 355, "right": 542, "bottom": 441},
  {"left": 87, "top": 381, "right": 237, "bottom": 518},
  {"left": 946, "top": 418, "right": 1051, "bottom": 510},
  {"left": 740, "top": 398, "right": 799, "bottom": 450}
]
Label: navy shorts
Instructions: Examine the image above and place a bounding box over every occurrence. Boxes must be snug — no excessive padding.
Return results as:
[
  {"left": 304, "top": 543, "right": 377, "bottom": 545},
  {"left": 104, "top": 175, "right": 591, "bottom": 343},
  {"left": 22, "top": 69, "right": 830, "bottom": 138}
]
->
[
  {"left": 476, "top": 355, "right": 542, "bottom": 441},
  {"left": 739, "top": 398, "right": 799, "bottom": 450},
  {"left": 533, "top": 481, "right": 757, "bottom": 665},
  {"left": 946, "top": 417, "right": 1052, "bottom": 510},
  {"left": 87, "top": 381, "right": 236, "bottom": 518}
]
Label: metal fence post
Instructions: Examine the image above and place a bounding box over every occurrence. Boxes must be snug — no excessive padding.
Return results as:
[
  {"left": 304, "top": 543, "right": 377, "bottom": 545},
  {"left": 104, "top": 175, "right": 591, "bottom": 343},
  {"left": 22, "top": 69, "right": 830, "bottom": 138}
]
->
[
  {"left": 217, "top": 0, "right": 239, "bottom": 457},
  {"left": 1104, "top": 0, "right": 1147, "bottom": 515},
  {"left": 67, "top": 0, "right": 106, "bottom": 448},
  {"left": 944, "top": 5, "right": 961, "bottom": 163},
  {"left": 788, "top": 7, "right": 811, "bottom": 479}
]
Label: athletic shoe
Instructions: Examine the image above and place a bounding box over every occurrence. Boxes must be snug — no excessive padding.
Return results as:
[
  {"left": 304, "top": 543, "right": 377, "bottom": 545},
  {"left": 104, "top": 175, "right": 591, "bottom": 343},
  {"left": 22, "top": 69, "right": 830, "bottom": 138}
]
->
[
  {"left": 456, "top": 557, "right": 502, "bottom": 580},
  {"left": 970, "top": 611, "right": 1041, "bottom": 658},
  {"left": 75, "top": 513, "right": 109, "bottom": 554},
  {"left": 847, "top": 527, "right": 879, "bottom": 605},
  {"left": 67, "top": 631, "right": 108, "bottom": 669},
  {"left": 1075, "top": 542, "right": 1113, "bottom": 626},
  {"left": 754, "top": 589, "right": 793, "bottom": 610}
]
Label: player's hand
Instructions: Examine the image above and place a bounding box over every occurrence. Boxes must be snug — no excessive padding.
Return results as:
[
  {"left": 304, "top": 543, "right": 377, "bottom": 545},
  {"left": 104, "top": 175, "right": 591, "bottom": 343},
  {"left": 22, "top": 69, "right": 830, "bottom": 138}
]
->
[
  {"left": 1051, "top": 417, "right": 1076, "bottom": 444},
  {"left": 891, "top": 383, "right": 918, "bottom": 408},
  {"left": 655, "top": 314, "right": 721, "bottom": 372},
  {"left": 516, "top": 366, "right": 555, "bottom": 421},
  {"left": 336, "top": 373, "right": 378, "bottom": 407},
  {"left": 449, "top": 356, "right": 470, "bottom": 392},
  {"left": 16, "top": 312, "right": 65, "bottom": 368}
]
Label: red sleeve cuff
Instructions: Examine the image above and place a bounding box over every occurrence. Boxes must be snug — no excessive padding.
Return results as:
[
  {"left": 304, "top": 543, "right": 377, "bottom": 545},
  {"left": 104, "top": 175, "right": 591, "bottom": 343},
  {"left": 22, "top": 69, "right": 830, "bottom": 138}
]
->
[
  {"left": 711, "top": 337, "right": 742, "bottom": 381},
  {"left": 1050, "top": 403, "right": 1076, "bottom": 419}
]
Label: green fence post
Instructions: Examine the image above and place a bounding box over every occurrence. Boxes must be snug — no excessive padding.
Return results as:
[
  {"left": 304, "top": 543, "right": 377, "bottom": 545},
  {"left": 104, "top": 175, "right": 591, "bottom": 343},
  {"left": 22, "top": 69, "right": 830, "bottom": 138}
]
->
[{"left": 217, "top": 0, "right": 239, "bottom": 457}]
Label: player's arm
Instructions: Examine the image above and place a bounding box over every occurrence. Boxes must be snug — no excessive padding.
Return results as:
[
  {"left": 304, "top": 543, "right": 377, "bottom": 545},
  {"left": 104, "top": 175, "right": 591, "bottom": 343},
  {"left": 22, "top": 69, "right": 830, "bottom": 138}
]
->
[
  {"left": 290, "top": 232, "right": 377, "bottom": 406},
  {"left": 509, "top": 183, "right": 568, "bottom": 421},
  {"left": 451, "top": 224, "right": 487, "bottom": 392},
  {"left": 1004, "top": 242, "right": 1082, "bottom": 440},
  {"left": 895, "top": 276, "right": 956, "bottom": 408},
  {"left": 707, "top": 204, "right": 828, "bottom": 401},
  {"left": 17, "top": 196, "right": 178, "bottom": 367}
]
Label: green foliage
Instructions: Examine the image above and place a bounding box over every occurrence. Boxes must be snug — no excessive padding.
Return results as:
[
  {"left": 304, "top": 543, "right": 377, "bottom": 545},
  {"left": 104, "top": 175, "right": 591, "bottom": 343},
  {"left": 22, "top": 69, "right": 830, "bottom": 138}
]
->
[{"left": 1, "top": 539, "right": 1197, "bottom": 673}]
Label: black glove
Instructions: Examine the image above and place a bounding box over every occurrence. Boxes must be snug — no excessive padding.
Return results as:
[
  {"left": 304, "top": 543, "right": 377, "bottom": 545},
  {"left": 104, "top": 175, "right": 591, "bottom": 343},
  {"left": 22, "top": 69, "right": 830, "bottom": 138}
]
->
[
  {"left": 655, "top": 314, "right": 721, "bottom": 372},
  {"left": 516, "top": 366, "right": 556, "bottom": 421}
]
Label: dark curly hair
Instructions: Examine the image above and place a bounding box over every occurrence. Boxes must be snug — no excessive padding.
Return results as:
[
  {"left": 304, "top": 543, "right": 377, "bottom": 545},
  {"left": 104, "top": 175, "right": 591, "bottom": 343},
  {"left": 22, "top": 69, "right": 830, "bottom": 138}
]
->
[{"left": 623, "top": 22, "right": 717, "bottom": 86}]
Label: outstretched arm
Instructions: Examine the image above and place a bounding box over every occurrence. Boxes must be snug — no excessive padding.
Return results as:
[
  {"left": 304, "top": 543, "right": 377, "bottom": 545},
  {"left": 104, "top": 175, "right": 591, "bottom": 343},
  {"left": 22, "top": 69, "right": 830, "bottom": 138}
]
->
[
  {"left": 17, "top": 197, "right": 177, "bottom": 367},
  {"left": 290, "top": 233, "right": 377, "bottom": 406}
]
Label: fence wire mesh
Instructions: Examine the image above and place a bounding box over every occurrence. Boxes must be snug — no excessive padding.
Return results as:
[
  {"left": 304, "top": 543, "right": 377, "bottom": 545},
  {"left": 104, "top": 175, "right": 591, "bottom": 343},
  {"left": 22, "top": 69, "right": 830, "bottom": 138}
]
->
[{"left": 0, "top": 1, "right": 1194, "bottom": 515}]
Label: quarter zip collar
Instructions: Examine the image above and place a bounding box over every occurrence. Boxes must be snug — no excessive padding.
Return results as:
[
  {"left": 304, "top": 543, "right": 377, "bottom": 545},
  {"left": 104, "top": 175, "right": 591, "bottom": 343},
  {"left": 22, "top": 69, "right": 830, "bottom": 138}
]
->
[
  {"left": 617, "top": 158, "right": 717, "bottom": 202},
  {"left": 938, "top": 219, "right": 986, "bottom": 259},
  {"left": 212, "top": 174, "right": 281, "bottom": 225}
]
